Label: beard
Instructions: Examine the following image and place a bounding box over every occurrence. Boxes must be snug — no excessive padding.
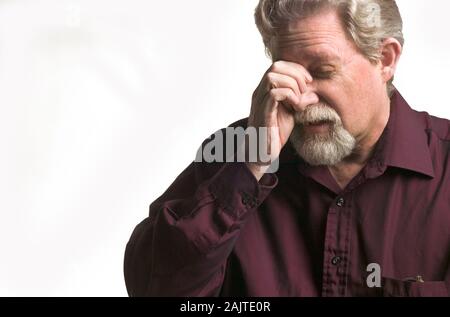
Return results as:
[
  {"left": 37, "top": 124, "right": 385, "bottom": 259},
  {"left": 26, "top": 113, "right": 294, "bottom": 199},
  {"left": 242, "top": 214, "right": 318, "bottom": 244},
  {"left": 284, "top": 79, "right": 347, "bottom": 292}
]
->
[{"left": 290, "top": 103, "right": 356, "bottom": 166}]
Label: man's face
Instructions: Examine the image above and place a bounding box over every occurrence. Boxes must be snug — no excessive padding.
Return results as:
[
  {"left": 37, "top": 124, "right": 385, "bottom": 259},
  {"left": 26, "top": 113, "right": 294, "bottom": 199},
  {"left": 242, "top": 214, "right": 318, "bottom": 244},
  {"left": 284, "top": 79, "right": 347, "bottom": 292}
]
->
[{"left": 274, "top": 9, "right": 388, "bottom": 165}]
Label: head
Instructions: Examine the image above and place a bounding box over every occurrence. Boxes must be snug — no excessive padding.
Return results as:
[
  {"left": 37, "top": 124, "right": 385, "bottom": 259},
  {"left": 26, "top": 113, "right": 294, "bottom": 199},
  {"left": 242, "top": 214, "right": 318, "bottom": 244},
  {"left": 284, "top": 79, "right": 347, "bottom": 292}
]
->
[{"left": 255, "top": 0, "right": 403, "bottom": 166}]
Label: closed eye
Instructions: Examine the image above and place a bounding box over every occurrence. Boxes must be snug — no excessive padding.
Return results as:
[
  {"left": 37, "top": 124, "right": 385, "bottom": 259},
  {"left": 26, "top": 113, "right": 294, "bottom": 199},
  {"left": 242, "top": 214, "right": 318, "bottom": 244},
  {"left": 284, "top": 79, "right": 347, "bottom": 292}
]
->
[
  {"left": 311, "top": 71, "right": 335, "bottom": 79},
  {"left": 310, "top": 65, "right": 336, "bottom": 79}
]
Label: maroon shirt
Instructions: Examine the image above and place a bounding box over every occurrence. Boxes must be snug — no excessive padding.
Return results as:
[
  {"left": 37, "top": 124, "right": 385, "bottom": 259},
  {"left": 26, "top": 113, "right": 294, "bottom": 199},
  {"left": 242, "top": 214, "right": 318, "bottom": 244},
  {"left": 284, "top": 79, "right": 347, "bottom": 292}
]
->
[{"left": 124, "top": 91, "right": 450, "bottom": 297}]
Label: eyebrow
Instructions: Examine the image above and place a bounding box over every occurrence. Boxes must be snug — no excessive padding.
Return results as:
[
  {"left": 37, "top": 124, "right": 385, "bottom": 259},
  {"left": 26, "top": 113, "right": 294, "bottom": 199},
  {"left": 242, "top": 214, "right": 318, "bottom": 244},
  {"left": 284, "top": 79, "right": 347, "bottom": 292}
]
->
[
  {"left": 275, "top": 44, "right": 341, "bottom": 66},
  {"left": 278, "top": 52, "right": 339, "bottom": 69},
  {"left": 302, "top": 51, "right": 339, "bottom": 63}
]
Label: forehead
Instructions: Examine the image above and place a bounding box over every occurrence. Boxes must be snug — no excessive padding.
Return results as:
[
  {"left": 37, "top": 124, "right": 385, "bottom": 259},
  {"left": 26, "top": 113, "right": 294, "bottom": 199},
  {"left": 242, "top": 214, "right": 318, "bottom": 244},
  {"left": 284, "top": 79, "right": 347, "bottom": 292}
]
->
[{"left": 273, "top": 9, "right": 353, "bottom": 64}]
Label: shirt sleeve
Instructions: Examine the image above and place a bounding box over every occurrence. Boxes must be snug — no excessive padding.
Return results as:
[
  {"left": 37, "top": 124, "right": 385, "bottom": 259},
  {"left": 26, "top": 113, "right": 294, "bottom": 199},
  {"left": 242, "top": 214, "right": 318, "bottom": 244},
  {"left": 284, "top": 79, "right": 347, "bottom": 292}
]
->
[{"left": 124, "top": 158, "right": 278, "bottom": 296}]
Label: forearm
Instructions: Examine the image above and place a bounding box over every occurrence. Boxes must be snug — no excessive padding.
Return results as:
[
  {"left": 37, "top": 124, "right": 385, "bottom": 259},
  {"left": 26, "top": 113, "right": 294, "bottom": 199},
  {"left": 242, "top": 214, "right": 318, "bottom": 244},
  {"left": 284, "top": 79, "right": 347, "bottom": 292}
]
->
[{"left": 124, "top": 162, "right": 277, "bottom": 296}]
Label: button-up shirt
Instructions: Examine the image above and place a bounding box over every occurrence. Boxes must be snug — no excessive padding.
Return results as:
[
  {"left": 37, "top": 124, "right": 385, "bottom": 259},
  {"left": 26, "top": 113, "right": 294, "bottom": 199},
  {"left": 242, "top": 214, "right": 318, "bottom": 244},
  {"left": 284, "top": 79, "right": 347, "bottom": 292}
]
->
[{"left": 124, "top": 91, "right": 450, "bottom": 297}]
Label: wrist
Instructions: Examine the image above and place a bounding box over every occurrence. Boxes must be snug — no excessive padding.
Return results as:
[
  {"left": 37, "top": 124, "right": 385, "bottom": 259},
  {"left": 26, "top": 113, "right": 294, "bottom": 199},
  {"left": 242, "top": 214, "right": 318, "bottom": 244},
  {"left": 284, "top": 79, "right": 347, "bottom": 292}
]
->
[{"left": 245, "top": 162, "right": 271, "bottom": 182}]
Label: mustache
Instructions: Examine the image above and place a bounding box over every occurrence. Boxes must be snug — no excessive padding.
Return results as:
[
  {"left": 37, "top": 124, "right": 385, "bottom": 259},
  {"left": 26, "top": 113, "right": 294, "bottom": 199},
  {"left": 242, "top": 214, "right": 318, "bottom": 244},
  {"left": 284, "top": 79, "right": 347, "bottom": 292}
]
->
[{"left": 294, "top": 103, "right": 342, "bottom": 126}]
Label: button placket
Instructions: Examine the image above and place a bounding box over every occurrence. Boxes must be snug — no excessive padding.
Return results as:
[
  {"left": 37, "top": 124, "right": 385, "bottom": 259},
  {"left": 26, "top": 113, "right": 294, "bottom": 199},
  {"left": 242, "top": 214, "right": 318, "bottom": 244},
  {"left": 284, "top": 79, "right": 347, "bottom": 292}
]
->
[
  {"left": 322, "top": 195, "right": 351, "bottom": 296},
  {"left": 240, "top": 192, "right": 258, "bottom": 208}
]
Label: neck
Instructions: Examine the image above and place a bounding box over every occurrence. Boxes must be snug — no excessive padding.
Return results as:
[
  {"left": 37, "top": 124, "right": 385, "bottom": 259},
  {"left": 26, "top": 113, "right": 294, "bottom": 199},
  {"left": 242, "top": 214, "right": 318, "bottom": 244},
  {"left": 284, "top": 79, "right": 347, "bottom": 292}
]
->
[{"left": 329, "top": 94, "right": 391, "bottom": 189}]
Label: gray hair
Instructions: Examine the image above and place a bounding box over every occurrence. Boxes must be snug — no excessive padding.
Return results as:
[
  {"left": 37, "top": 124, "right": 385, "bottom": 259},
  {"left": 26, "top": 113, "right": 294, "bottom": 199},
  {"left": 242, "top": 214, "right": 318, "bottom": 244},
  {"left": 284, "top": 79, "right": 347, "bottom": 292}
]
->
[{"left": 254, "top": 0, "right": 404, "bottom": 96}]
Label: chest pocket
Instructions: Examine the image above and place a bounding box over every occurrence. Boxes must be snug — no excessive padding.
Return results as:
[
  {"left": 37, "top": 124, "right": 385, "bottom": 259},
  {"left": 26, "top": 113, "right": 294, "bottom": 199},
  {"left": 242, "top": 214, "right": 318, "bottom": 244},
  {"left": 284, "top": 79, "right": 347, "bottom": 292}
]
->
[{"left": 382, "top": 277, "right": 449, "bottom": 297}]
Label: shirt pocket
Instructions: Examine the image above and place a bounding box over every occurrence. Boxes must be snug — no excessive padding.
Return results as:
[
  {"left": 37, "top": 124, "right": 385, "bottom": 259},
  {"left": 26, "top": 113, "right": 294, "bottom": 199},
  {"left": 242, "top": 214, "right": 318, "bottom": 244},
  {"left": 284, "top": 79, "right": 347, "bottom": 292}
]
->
[{"left": 382, "top": 277, "right": 449, "bottom": 297}]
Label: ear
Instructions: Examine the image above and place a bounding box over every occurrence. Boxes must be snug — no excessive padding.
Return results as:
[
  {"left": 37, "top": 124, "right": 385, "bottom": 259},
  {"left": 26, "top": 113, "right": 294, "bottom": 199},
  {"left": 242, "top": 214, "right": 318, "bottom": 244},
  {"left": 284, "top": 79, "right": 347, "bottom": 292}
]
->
[{"left": 379, "top": 38, "right": 402, "bottom": 83}]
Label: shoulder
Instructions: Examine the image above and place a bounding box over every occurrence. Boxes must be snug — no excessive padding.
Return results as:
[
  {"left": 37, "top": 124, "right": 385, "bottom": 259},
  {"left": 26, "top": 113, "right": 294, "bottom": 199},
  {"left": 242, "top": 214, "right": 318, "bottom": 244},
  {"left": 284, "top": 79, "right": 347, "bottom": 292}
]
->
[
  {"left": 425, "top": 114, "right": 450, "bottom": 142},
  {"left": 411, "top": 108, "right": 450, "bottom": 142},
  {"left": 414, "top": 111, "right": 450, "bottom": 178},
  {"left": 228, "top": 118, "right": 249, "bottom": 129}
]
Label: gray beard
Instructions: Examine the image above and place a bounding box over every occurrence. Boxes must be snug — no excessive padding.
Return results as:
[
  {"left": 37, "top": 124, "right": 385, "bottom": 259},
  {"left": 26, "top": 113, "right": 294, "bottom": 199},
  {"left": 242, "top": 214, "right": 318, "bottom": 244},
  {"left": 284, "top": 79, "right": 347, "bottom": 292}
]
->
[{"left": 290, "top": 125, "right": 356, "bottom": 166}]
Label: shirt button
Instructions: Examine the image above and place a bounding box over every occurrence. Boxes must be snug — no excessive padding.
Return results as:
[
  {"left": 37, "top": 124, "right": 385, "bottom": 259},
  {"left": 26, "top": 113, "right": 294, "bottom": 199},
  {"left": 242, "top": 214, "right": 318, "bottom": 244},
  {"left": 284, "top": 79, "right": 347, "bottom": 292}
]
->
[
  {"left": 376, "top": 161, "right": 384, "bottom": 171},
  {"left": 250, "top": 198, "right": 259, "bottom": 208},
  {"left": 336, "top": 197, "right": 345, "bottom": 207},
  {"left": 331, "top": 256, "right": 342, "bottom": 266},
  {"left": 241, "top": 195, "right": 250, "bottom": 205}
]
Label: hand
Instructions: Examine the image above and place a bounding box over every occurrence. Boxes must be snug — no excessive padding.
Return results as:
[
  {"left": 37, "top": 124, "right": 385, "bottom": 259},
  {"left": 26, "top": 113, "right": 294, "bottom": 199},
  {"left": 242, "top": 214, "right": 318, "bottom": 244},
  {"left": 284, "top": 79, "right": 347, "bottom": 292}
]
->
[{"left": 246, "top": 61, "right": 319, "bottom": 180}]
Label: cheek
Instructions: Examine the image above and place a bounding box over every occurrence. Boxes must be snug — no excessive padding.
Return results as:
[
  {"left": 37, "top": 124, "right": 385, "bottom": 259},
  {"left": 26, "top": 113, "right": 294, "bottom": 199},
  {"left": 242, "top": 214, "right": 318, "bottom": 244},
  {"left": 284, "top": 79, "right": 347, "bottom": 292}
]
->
[
  {"left": 349, "top": 60, "right": 382, "bottom": 96},
  {"left": 315, "top": 77, "right": 370, "bottom": 134},
  {"left": 338, "top": 65, "right": 380, "bottom": 124}
]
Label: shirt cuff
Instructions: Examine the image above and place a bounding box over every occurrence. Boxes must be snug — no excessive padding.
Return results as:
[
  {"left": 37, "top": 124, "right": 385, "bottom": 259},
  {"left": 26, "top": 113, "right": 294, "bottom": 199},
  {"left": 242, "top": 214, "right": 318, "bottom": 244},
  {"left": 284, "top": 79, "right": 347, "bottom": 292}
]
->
[{"left": 208, "top": 162, "right": 278, "bottom": 220}]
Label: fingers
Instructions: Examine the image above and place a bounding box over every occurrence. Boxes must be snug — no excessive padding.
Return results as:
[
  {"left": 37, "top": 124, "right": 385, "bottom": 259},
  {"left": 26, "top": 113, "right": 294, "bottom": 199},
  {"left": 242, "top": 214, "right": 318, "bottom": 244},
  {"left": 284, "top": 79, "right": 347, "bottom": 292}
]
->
[
  {"left": 264, "top": 72, "right": 301, "bottom": 98},
  {"left": 268, "top": 61, "right": 313, "bottom": 94},
  {"left": 250, "top": 60, "right": 318, "bottom": 128},
  {"left": 247, "top": 60, "right": 317, "bottom": 161},
  {"left": 264, "top": 88, "right": 319, "bottom": 113},
  {"left": 294, "top": 92, "right": 320, "bottom": 112},
  {"left": 266, "top": 88, "right": 299, "bottom": 111}
]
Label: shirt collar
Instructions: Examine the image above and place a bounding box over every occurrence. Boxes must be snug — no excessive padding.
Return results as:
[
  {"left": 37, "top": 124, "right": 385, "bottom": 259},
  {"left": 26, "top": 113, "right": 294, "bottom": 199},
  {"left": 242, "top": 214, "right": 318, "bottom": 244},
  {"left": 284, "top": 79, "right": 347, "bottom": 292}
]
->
[{"left": 373, "top": 90, "right": 435, "bottom": 178}]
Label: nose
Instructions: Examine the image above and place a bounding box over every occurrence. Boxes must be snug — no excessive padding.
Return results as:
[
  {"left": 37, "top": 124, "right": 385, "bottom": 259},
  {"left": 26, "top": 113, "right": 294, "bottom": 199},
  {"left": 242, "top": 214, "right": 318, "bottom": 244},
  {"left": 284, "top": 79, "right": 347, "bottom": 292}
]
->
[
  {"left": 305, "top": 78, "right": 318, "bottom": 94},
  {"left": 299, "top": 79, "right": 319, "bottom": 107}
]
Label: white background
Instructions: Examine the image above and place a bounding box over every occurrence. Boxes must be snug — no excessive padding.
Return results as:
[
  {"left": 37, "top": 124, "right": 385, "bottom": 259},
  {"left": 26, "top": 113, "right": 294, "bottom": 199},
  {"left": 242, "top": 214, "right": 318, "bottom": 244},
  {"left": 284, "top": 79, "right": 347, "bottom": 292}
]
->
[{"left": 0, "top": 0, "right": 448, "bottom": 296}]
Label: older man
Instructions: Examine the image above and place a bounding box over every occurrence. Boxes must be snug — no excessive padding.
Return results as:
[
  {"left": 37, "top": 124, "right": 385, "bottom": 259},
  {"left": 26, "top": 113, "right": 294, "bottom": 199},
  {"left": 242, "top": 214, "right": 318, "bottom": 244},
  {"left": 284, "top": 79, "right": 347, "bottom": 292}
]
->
[{"left": 125, "top": 0, "right": 449, "bottom": 297}]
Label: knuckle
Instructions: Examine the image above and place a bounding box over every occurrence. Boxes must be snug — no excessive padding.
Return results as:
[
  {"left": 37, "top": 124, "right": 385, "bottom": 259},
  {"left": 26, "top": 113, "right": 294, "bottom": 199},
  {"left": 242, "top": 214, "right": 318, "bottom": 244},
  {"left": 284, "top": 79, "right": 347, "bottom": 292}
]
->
[
  {"left": 271, "top": 61, "right": 283, "bottom": 71},
  {"left": 293, "top": 62, "right": 306, "bottom": 72},
  {"left": 290, "top": 77, "right": 301, "bottom": 91},
  {"left": 296, "top": 63, "right": 306, "bottom": 72},
  {"left": 295, "top": 73, "right": 305, "bottom": 84},
  {"left": 289, "top": 90, "right": 297, "bottom": 102},
  {"left": 266, "top": 72, "right": 276, "bottom": 86},
  {"left": 269, "top": 89, "right": 277, "bottom": 98}
]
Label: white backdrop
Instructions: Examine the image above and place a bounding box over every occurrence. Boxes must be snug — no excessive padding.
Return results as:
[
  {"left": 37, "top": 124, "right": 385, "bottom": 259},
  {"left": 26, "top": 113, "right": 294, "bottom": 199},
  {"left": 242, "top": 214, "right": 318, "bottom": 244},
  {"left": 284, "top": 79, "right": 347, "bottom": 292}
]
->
[{"left": 0, "top": 0, "right": 449, "bottom": 296}]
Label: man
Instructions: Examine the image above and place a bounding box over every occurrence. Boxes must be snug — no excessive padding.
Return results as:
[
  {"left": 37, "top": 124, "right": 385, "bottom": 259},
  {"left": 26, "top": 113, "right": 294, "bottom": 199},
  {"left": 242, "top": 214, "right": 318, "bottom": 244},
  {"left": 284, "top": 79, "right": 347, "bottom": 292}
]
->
[{"left": 124, "top": 0, "right": 449, "bottom": 297}]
